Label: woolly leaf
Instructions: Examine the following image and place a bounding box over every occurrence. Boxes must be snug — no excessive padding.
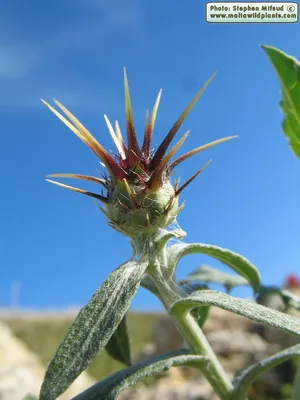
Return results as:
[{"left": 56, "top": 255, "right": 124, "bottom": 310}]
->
[
  {"left": 180, "top": 265, "right": 248, "bottom": 292},
  {"left": 168, "top": 243, "right": 260, "bottom": 292},
  {"left": 72, "top": 349, "right": 208, "bottom": 400},
  {"left": 40, "top": 260, "right": 148, "bottom": 400},
  {"left": 105, "top": 314, "right": 131, "bottom": 366},
  {"left": 233, "top": 344, "right": 300, "bottom": 400},
  {"left": 171, "top": 290, "right": 300, "bottom": 336}
]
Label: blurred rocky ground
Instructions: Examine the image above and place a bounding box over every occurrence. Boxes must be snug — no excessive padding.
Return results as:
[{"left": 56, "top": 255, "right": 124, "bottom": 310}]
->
[
  {"left": 0, "top": 320, "right": 96, "bottom": 399},
  {"left": 0, "top": 287, "right": 299, "bottom": 400}
]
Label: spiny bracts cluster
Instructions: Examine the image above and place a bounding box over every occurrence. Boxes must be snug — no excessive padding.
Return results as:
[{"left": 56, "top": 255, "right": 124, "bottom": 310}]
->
[{"left": 43, "top": 69, "right": 235, "bottom": 237}]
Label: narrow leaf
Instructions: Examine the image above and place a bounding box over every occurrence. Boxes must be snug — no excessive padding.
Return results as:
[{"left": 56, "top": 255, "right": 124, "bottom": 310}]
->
[
  {"left": 233, "top": 343, "right": 300, "bottom": 400},
  {"left": 171, "top": 290, "right": 300, "bottom": 336},
  {"left": 180, "top": 265, "right": 249, "bottom": 292},
  {"left": 105, "top": 314, "right": 131, "bottom": 366},
  {"left": 167, "top": 243, "right": 261, "bottom": 293},
  {"left": 180, "top": 282, "right": 209, "bottom": 294},
  {"left": 262, "top": 45, "right": 300, "bottom": 158},
  {"left": 179, "top": 283, "right": 211, "bottom": 328},
  {"left": 192, "top": 306, "right": 210, "bottom": 329},
  {"left": 72, "top": 349, "right": 208, "bottom": 400},
  {"left": 40, "top": 260, "right": 148, "bottom": 400}
]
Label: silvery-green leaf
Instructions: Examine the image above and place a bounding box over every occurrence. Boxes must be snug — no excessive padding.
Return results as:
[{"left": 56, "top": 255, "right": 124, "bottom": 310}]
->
[
  {"left": 167, "top": 243, "right": 260, "bottom": 292},
  {"left": 171, "top": 290, "right": 300, "bottom": 336},
  {"left": 192, "top": 306, "right": 210, "bottom": 328},
  {"left": 262, "top": 45, "right": 300, "bottom": 158},
  {"left": 154, "top": 228, "right": 186, "bottom": 250},
  {"left": 179, "top": 282, "right": 210, "bottom": 327},
  {"left": 180, "top": 282, "right": 209, "bottom": 294},
  {"left": 180, "top": 265, "right": 249, "bottom": 292},
  {"left": 233, "top": 343, "right": 300, "bottom": 400},
  {"left": 72, "top": 349, "right": 208, "bottom": 400},
  {"left": 39, "top": 260, "right": 148, "bottom": 400},
  {"left": 105, "top": 314, "right": 131, "bottom": 366}
]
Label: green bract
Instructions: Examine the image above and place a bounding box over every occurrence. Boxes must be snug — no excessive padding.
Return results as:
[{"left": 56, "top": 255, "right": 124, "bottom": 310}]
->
[{"left": 105, "top": 179, "right": 179, "bottom": 236}]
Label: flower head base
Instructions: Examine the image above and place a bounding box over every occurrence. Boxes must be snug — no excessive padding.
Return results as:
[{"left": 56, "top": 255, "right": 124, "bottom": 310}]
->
[{"left": 43, "top": 69, "right": 236, "bottom": 237}]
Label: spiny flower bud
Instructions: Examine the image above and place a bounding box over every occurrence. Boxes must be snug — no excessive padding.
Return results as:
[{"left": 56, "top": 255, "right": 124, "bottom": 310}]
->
[{"left": 43, "top": 69, "right": 236, "bottom": 238}]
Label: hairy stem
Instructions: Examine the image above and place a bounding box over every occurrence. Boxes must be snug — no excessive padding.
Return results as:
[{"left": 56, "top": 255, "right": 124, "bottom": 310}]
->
[
  {"left": 175, "top": 312, "right": 234, "bottom": 400},
  {"left": 148, "top": 257, "right": 234, "bottom": 400}
]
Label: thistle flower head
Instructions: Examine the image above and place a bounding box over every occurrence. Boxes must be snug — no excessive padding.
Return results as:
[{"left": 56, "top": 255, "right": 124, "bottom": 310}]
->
[{"left": 43, "top": 69, "right": 236, "bottom": 237}]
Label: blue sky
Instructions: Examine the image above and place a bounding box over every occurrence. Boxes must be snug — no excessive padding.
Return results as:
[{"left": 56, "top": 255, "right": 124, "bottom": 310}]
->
[{"left": 1, "top": 0, "right": 300, "bottom": 310}]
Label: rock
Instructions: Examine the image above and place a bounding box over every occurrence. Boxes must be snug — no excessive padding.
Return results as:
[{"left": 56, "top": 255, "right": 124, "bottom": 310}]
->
[
  {"left": 137, "top": 342, "right": 156, "bottom": 362},
  {"left": 206, "top": 331, "right": 279, "bottom": 357},
  {"left": 218, "top": 354, "right": 248, "bottom": 373},
  {"left": 249, "top": 289, "right": 300, "bottom": 348},
  {"left": 152, "top": 317, "right": 182, "bottom": 355},
  {"left": 0, "top": 320, "right": 96, "bottom": 400},
  {"left": 203, "top": 307, "right": 251, "bottom": 333}
]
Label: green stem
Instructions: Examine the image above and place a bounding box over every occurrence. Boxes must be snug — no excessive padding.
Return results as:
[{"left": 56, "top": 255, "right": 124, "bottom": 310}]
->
[
  {"left": 292, "top": 361, "right": 300, "bottom": 400},
  {"left": 175, "top": 312, "right": 234, "bottom": 400},
  {"left": 149, "top": 262, "right": 234, "bottom": 400}
]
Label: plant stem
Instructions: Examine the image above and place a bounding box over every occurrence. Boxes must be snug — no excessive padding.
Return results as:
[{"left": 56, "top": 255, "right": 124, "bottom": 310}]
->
[
  {"left": 149, "top": 262, "right": 234, "bottom": 400},
  {"left": 174, "top": 312, "right": 234, "bottom": 400},
  {"left": 292, "top": 361, "right": 300, "bottom": 400}
]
